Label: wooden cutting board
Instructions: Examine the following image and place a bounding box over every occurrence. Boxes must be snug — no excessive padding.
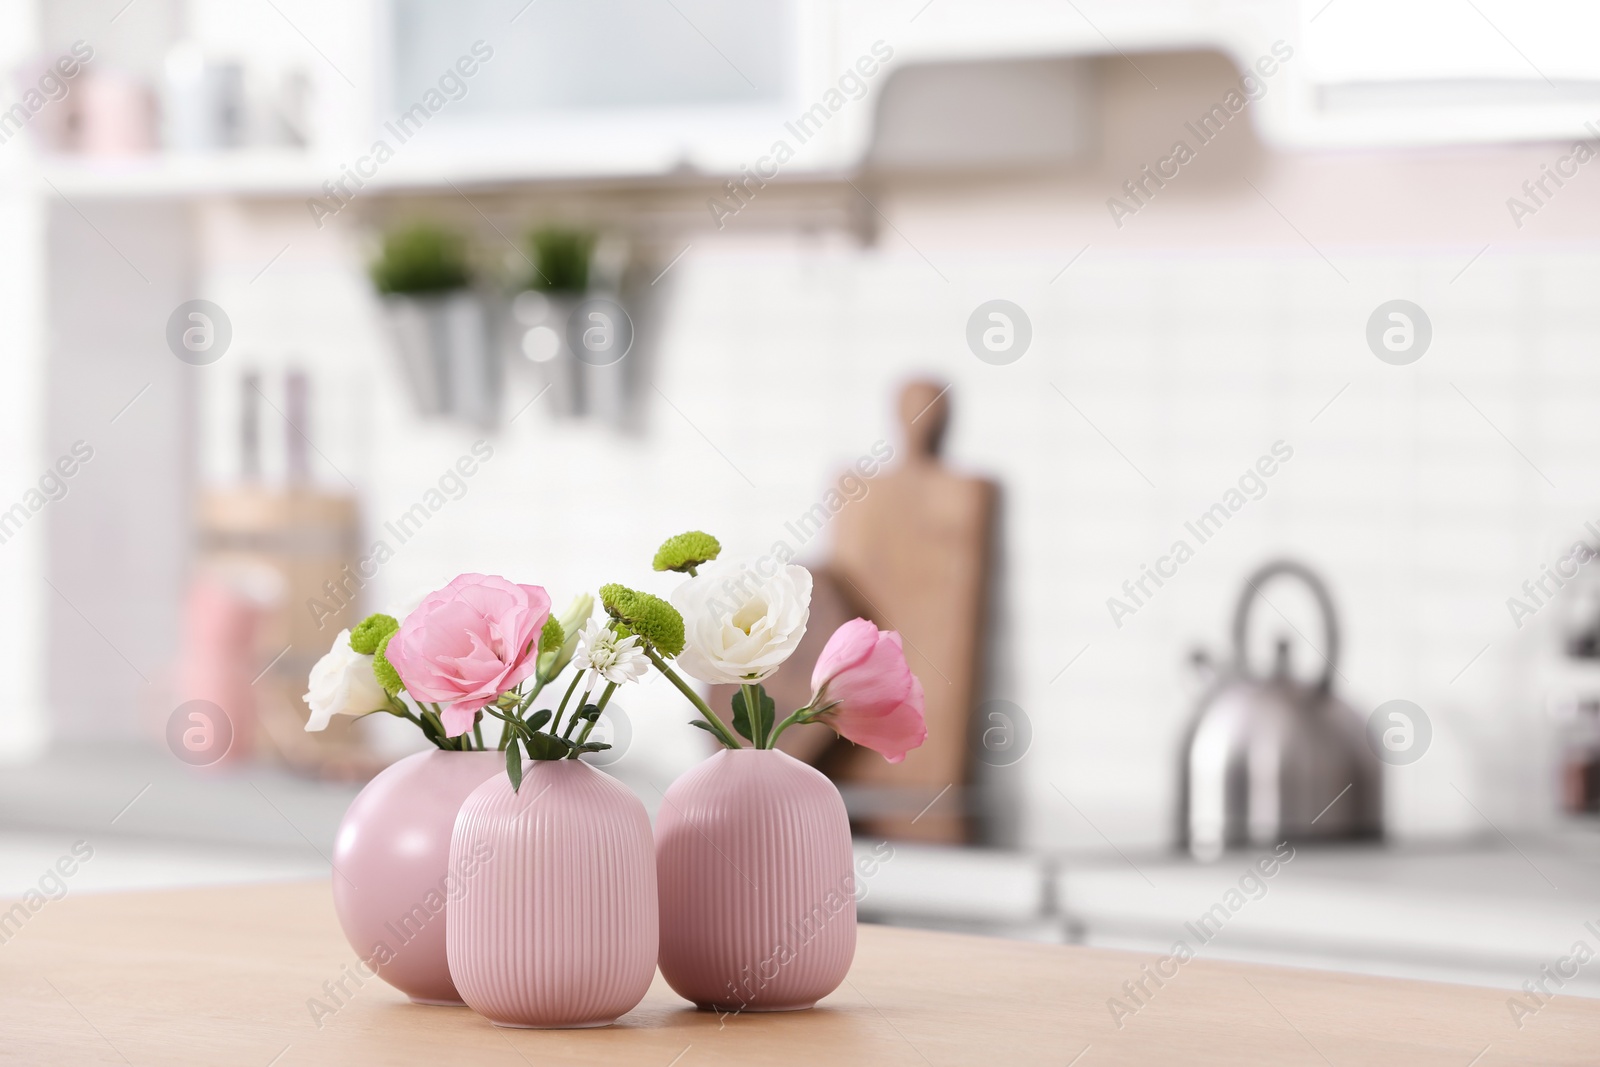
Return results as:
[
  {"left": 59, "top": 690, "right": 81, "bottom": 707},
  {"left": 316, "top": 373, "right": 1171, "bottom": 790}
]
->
[
  {"left": 708, "top": 380, "right": 994, "bottom": 843},
  {"left": 827, "top": 381, "right": 995, "bottom": 844}
]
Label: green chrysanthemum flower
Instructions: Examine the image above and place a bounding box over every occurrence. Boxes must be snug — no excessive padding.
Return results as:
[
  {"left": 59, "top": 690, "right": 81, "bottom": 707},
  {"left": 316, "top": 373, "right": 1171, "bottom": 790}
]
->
[
  {"left": 372, "top": 631, "right": 405, "bottom": 694},
  {"left": 538, "top": 616, "right": 564, "bottom": 656},
  {"left": 599, "top": 583, "right": 685, "bottom": 657},
  {"left": 349, "top": 613, "right": 399, "bottom": 655},
  {"left": 652, "top": 530, "right": 721, "bottom": 575}
]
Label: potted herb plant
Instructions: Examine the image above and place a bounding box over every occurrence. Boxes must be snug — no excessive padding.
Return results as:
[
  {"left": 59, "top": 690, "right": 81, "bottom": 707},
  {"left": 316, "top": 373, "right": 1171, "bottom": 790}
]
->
[
  {"left": 506, "top": 225, "right": 597, "bottom": 416},
  {"left": 372, "top": 222, "right": 498, "bottom": 426}
]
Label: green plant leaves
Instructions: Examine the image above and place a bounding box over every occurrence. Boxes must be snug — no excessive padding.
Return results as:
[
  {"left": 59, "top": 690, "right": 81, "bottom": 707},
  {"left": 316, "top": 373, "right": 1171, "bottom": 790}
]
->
[
  {"left": 416, "top": 709, "right": 446, "bottom": 749},
  {"left": 526, "top": 227, "right": 593, "bottom": 293},
  {"left": 526, "top": 709, "right": 552, "bottom": 732},
  {"left": 688, "top": 720, "right": 736, "bottom": 747},
  {"left": 370, "top": 224, "right": 471, "bottom": 295},
  {"left": 506, "top": 738, "right": 524, "bottom": 792},
  {"left": 732, "top": 685, "right": 776, "bottom": 747},
  {"left": 525, "top": 733, "right": 572, "bottom": 761}
]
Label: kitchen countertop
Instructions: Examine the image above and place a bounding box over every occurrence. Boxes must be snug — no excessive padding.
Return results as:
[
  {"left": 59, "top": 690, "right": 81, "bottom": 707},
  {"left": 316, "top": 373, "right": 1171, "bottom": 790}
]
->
[
  {"left": 0, "top": 881, "right": 1594, "bottom": 1065},
  {"left": 1055, "top": 835, "right": 1600, "bottom": 995},
  {"left": 6, "top": 745, "right": 1598, "bottom": 1004},
  {"left": 852, "top": 831, "right": 1600, "bottom": 997}
]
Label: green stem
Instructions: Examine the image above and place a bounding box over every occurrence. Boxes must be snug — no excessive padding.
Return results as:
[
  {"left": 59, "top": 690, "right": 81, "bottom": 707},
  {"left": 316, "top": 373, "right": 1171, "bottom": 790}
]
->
[
  {"left": 514, "top": 674, "right": 549, "bottom": 718},
  {"left": 741, "top": 683, "right": 762, "bottom": 747},
  {"left": 421, "top": 704, "right": 459, "bottom": 751},
  {"left": 483, "top": 706, "right": 518, "bottom": 750},
  {"left": 563, "top": 680, "right": 596, "bottom": 739},
  {"left": 472, "top": 717, "right": 484, "bottom": 751},
  {"left": 390, "top": 695, "right": 452, "bottom": 751},
  {"left": 766, "top": 703, "right": 815, "bottom": 750},
  {"left": 386, "top": 695, "right": 425, "bottom": 730},
  {"left": 570, "top": 681, "right": 619, "bottom": 754},
  {"left": 645, "top": 647, "right": 742, "bottom": 749},
  {"left": 547, "top": 671, "right": 584, "bottom": 739}
]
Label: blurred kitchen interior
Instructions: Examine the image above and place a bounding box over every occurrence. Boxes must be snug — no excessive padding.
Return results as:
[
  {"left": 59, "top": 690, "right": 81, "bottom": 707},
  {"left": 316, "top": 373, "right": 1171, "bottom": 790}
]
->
[{"left": 3, "top": 0, "right": 1600, "bottom": 998}]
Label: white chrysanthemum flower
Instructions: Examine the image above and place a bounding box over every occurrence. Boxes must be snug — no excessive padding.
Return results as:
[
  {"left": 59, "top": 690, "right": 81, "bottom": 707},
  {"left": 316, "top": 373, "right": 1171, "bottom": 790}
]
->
[{"left": 571, "top": 617, "right": 648, "bottom": 686}]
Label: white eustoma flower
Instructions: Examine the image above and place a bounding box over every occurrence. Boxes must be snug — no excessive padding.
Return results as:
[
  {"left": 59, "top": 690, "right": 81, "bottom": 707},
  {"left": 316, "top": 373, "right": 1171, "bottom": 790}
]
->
[
  {"left": 303, "top": 629, "right": 389, "bottom": 731},
  {"left": 671, "top": 559, "right": 812, "bottom": 685},
  {"left": 571, "top": 617, "right": 648, "bottom": 686}
]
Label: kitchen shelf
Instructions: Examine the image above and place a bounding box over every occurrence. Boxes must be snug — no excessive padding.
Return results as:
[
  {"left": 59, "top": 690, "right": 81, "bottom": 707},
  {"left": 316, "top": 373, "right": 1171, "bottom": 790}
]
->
[{"left": 22, "top": 149, "right": 725, "bottom": 201}]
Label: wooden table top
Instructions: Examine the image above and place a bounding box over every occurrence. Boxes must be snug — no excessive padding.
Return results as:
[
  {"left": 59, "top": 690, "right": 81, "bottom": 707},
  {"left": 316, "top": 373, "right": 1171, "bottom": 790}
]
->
[{"left": 0, "top": 880, "right": 1593, "bottom": 1065}]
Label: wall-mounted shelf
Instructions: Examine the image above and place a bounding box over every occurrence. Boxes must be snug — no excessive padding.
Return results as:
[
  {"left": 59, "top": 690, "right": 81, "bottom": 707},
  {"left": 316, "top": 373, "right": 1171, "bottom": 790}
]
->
[{"left": 24, "top": 149, "right": 713, "bottom": 201}]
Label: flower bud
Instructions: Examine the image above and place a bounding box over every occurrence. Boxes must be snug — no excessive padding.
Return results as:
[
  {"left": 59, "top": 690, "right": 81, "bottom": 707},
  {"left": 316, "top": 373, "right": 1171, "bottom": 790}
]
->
[{"left": 538, "top": 593, "right": 593, "bottom": 677}]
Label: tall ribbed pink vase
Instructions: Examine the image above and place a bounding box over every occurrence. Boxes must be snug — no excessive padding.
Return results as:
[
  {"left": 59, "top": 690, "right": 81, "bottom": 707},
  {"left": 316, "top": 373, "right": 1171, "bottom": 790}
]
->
[
  {"left": 332, "top": 749, "right": 503, "bottom": 1004},
  {"left": 446, "top": 760, "right": 658, "bottom": 1028},
  {"left": 656, "top": 748, "right": 856, "bottom": 1011}
]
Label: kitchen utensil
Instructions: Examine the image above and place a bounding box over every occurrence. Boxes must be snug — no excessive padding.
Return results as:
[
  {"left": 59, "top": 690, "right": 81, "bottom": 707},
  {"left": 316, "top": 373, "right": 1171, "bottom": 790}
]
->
[{"left": 1177, "top": 559, "right": 1382, "bottom": 859}]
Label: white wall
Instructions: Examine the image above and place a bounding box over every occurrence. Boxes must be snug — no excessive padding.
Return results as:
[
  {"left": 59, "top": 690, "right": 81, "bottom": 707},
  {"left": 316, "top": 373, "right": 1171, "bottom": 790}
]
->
[{"left": 0, "top": 0, "right": 47, "bottom": 760}]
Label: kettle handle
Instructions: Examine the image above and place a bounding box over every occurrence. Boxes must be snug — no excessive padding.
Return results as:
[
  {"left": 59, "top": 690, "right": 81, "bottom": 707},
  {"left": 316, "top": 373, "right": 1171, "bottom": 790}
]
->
[{"left": 1230, "top": 559, "right": 1340, "bottom": 692}]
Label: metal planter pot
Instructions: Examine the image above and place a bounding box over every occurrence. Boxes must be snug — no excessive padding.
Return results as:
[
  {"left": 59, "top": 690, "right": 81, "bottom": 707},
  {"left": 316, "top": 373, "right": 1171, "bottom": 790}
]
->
[
  {"left": 505, "top": 288, "right": 638, "bottom": 425},
  {"left": 381, "top": 291, "right": 499, "bottom": 426}
]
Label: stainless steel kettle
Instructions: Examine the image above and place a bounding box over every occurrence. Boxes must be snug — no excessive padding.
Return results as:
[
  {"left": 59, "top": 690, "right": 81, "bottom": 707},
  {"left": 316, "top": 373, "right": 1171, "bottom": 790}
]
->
[{"left": 1177, "top": 560, "right": 1382, "bottom": 860}]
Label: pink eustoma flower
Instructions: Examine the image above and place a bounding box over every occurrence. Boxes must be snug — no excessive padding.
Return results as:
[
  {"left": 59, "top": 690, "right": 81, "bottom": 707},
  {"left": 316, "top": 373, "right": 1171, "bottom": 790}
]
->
[
  {"left": 809, "top": 618, "right": 927, "bottom": 763},
  {"left": 386, "top": 573, "right": 551, "bottom": 737}
]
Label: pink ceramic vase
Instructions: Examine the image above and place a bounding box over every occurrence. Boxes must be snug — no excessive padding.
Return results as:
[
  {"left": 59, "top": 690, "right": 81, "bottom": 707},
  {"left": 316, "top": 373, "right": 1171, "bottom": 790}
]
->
[
  {"left": 331, "top": 748, "right": 503, "bottom": 1004},
  {"left": 446, "top": 759, "right": 658, "bottom": 1028},
  {"left": 656, "top": 748, "right": 856, "bottom": 1011}
]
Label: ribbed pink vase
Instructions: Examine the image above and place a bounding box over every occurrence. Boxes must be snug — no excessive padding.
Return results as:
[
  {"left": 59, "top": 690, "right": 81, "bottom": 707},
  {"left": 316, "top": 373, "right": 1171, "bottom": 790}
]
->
[
  {"left": 332, "top": 749, "right": 503, "bottom": 1005},
  {"left": 656, "top": 748, "right": 856, "bottom": 1012},
  {"left": 446, "top": 759, "right": 658, "bottom": 1028}
]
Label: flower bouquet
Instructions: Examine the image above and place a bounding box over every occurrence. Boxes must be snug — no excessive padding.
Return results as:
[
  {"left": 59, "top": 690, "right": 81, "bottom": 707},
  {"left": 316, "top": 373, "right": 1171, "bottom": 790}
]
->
[{"left": 302, "top": 526, "right": 926, "bottom": 1023}]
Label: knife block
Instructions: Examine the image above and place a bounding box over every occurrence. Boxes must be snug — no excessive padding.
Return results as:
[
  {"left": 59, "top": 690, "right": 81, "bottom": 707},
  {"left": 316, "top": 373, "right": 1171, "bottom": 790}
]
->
[{"left": 192, "top": 486, "right": 376, "bottom": 774}]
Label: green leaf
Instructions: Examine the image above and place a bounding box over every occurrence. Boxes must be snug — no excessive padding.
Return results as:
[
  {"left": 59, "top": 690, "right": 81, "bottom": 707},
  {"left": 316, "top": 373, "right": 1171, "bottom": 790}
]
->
[
  {"left": 730, "top": 691, "right": 752, "bottom": 741},
  {"left": 525, "top": 732, "right": 573, "bottom": 761},
  {"left": 526, "top": 709, "right": 552, "bottom": 732},
  {"left": 415, "top": 708, "right": 445, "bottom": 749},
  {"left": 506, "top": 739, "right": 524, "bottom": 792},
  {"left": 572, "top": 741, "right": 612, "bottom": 754},
  {"left": 687, "top": 719, "right": 737, "bottom": 748},
  {"left": 732, "top": 685, "right": 776, "bottom": 747},
  {"left": 577, "top": 703, "right": 602, "bottom": 722}
]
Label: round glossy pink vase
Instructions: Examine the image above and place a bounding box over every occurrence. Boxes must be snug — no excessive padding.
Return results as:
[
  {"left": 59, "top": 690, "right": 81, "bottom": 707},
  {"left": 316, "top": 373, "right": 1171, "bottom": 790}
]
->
[
  {"left": 656, "top": 748, "right": 856, "bottom": 1012},
  {"left": 446, "top": 760, "right": 658, "bottom": 1028},
  {"left": 331, "top": 749, "right": 502, "bottom": 1004}
]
